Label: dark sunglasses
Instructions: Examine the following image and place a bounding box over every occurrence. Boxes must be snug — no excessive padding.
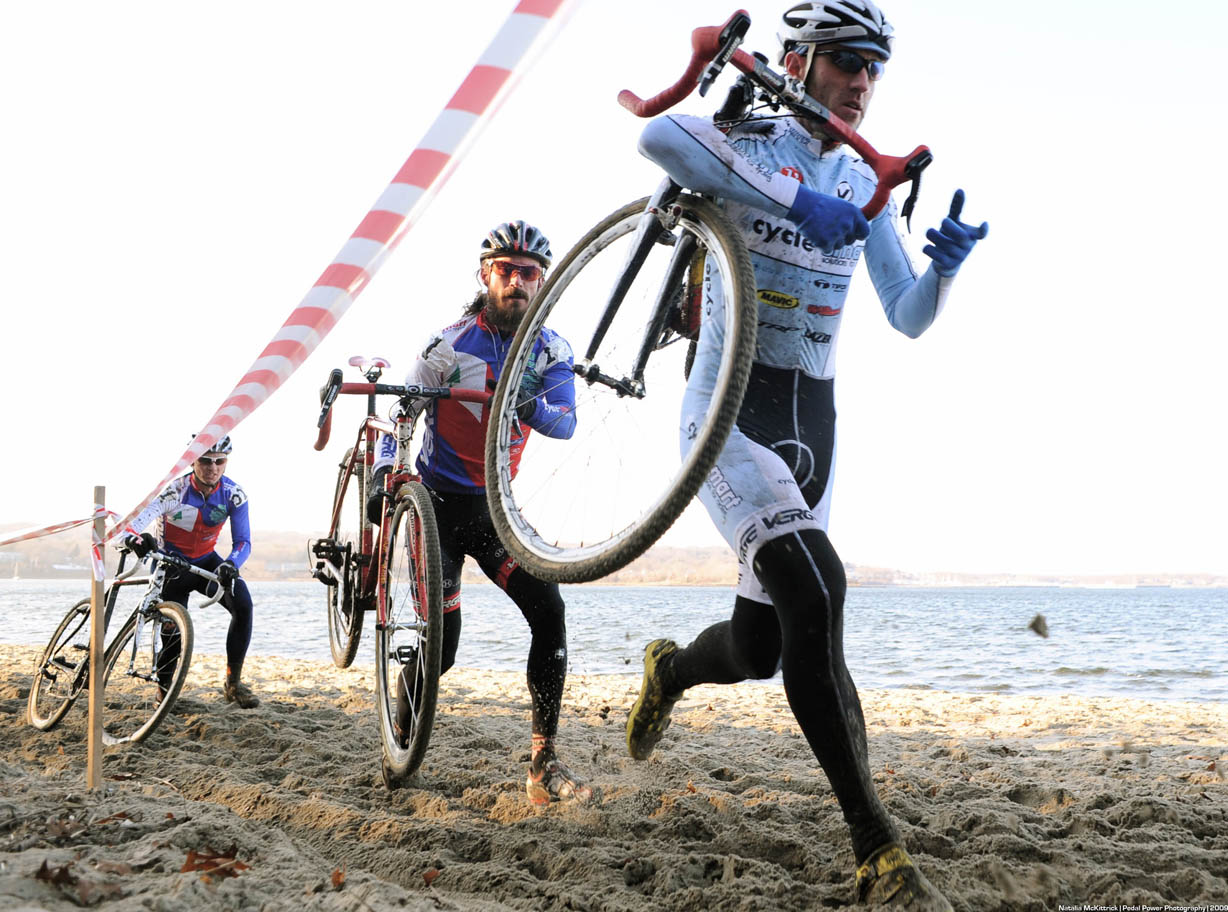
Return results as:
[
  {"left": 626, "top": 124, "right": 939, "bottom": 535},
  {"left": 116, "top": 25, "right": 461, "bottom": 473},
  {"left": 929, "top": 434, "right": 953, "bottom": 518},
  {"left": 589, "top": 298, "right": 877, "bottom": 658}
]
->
[
  {"left": 815, "top": 49, "right": 885, "bottom": 81},
  {"left": 197, "top": 456, "right": 228, "bottom": 466},
  {"left": 491, "top": 260, "right": 543, "bottom": 282}
]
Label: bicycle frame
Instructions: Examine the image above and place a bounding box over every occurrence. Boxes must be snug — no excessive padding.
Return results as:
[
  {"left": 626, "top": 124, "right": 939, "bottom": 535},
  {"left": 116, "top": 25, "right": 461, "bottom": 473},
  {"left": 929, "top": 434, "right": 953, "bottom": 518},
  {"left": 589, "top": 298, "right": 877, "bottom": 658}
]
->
[
  {"left": 573, "top": 177, "right": 696, "bottom": 401},
  {"left": 312, "top": 359, "right": 487, "bottom": 626},
  {"left": 110, "top": 552, "right": 223, "bottom": 680},
  {"left": 32, "top": 547, "right": 224, "bottom": 721}
]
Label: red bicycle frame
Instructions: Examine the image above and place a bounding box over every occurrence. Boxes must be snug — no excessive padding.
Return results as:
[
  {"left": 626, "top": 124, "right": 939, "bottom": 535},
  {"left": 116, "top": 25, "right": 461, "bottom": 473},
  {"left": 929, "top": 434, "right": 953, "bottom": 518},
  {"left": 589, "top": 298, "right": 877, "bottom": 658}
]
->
[{"left": 314, "top": 365, "right": 486, "bottom": 621}]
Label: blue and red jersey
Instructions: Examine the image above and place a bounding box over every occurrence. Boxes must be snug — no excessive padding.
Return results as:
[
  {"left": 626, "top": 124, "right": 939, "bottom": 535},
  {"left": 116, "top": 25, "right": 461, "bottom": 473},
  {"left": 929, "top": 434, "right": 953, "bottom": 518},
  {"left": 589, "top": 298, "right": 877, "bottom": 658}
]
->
[
  {"left": 125, "top": 473, "right": 251, "bottom": 567},
  {"left": 376, "top": 309, "right": 576, "bottom": 494}
]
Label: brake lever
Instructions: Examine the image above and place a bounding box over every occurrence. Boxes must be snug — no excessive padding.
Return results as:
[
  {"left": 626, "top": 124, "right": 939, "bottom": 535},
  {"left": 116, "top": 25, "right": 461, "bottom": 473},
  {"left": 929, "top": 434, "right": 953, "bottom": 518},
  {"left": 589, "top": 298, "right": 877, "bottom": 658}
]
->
[
  {"left": 898, "top": 150, "right": 933, "bottom": 232},
  {"left": 317, "top": 368, "right": 343, "bottom": 429},
  {"left": 698, "top": 10, "right": 750, "bottom": 97}
]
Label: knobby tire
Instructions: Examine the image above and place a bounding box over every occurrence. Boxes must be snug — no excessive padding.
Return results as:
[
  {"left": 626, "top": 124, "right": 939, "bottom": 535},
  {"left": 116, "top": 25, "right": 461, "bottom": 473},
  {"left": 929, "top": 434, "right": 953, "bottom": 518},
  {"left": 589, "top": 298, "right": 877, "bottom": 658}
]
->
[
  {"left": 377, "top": 481, "right": 444, "bottom": 787},
  {"left": 100, "top": 600, "right": 194, "bottom": 745}
]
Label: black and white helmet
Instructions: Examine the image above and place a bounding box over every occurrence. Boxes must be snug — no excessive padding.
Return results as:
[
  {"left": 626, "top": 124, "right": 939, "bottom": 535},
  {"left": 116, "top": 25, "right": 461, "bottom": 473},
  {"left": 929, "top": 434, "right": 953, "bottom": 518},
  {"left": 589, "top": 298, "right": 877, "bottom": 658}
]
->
[
  {"left": 479, "top": 220, "right": 552, "bottom": 268},
  {"left": 777, "top": 0, "right": 894, "bottom": 65}
]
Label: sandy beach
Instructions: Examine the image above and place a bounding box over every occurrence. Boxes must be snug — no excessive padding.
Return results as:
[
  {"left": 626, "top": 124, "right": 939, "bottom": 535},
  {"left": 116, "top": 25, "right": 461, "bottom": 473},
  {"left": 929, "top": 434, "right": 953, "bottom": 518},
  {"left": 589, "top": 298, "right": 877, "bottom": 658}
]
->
[{"left": 1, "top": 643, "right": 1225, "bottom": 911}]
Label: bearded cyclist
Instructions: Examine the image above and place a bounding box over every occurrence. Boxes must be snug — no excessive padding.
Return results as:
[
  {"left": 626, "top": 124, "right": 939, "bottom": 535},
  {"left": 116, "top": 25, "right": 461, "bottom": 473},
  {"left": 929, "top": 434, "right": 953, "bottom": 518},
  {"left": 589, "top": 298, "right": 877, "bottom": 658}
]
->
[
  {"left": 369, "top": 220, "right": 590, "bottom": 806},
  {"left": 625, "top": 2, "right": 987, "bottom": 907},
  {"left": 121, "top": 436, "right": 259, "bottom": 709}
]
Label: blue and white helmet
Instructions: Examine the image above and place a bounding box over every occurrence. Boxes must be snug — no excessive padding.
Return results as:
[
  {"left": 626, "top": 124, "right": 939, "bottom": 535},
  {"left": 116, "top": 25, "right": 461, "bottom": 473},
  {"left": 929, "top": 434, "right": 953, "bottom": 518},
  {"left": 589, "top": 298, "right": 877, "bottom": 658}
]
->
[{"left": 777, "top": 0, "right": 894, "bottom": 65}]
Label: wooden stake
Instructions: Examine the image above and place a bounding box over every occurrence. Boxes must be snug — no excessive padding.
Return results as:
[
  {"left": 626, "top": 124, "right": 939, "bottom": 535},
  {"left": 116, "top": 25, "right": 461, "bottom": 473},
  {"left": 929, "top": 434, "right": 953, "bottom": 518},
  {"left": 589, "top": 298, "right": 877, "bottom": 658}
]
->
[{"left": 86, "top": 485, "right": 105, "bottom": 789}]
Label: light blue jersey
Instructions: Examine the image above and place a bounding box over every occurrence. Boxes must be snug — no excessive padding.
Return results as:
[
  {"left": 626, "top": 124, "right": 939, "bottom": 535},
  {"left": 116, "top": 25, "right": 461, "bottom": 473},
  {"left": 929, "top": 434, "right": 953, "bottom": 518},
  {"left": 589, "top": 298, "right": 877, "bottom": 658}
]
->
[{"left": 641, "top": 113, "right": 950, "bottom": 379}]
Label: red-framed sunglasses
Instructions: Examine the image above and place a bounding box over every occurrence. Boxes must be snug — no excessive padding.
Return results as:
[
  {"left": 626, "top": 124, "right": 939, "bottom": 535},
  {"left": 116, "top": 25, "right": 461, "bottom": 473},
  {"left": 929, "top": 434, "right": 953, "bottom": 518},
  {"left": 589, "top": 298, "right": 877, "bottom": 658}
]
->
[{"left": 490, "top": 260, "right": 543, "bottom": 282}]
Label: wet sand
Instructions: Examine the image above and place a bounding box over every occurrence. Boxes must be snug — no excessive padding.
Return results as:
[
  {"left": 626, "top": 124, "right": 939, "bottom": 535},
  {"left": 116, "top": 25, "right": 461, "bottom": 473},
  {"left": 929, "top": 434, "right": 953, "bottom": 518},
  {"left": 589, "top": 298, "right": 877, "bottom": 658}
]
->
[{"left": 1, "top": 644, "right": 1225, "bottom": 910}]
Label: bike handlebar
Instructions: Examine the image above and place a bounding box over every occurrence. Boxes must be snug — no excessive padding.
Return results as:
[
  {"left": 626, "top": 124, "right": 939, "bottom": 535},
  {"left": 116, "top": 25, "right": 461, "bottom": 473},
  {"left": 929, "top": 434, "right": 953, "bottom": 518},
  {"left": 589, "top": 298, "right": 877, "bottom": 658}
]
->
[
  {"left": 617, "top": 10, "right": 931, "bottom": 220},
  {"left": 113, "top": 548, "right": 230, "bottom": 608},
  {"left": 313, "top": 376, "right": 490, "bottom": 451}
]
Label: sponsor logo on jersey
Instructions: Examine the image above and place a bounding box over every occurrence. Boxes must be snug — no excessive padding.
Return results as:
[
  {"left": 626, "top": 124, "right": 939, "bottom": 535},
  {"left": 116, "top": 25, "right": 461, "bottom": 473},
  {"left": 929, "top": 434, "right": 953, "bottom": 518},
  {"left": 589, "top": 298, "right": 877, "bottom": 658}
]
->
[
  {"left": 166, "top": 505, "right": 199, "bottom": 532},
  {"left": 751, "top": 219, "right": 816, "bottom": 253},
  {"left": 757, "top": 289, "right": 799, "bottom": 309},
  {"left": 207, "top": 504, "right": 228, "bottom": 525},
  {"left": 821, "top": 245, "right": 862, "bottom": 270},
  {"left": 759, "top": 321, "right": 800, "bottom": 334},
  {"left": 803, "top": 329, "right": 833, "bottom": 344},
  {"left": 706, "top": 466, "right": 743, "bottom": 513},
  {"left": 780, "top": 165, "right": 803, "bottom": 182},
  {"left": 737, "top": 524, "right": 758, "bottom": 561},
  {"left": 807, "top": 304, "right": 843, "bottom": 316},
  {"left": 835, "top": 181, "right": 854, "bottom": 201},
  {"left": 810, "top": 279, "right": 848, "bottom": 293},
  {"left": 761, "top": 507, "right": 815, "bottom": 531}
]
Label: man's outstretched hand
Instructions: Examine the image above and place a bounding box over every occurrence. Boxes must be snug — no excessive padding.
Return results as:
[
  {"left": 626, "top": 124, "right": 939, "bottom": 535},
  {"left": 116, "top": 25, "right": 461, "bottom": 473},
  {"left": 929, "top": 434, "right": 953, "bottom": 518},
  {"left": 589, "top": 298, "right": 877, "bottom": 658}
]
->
[{"left": 922, "top": 190, "right": 988, "bottom": 277}]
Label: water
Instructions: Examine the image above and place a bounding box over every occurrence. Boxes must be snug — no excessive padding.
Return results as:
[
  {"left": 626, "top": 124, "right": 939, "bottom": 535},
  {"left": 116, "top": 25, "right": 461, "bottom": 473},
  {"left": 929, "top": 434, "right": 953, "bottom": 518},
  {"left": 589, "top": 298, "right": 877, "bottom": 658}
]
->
[{"left": 3, "top": 580, "right": 1224, "bottom": 702}]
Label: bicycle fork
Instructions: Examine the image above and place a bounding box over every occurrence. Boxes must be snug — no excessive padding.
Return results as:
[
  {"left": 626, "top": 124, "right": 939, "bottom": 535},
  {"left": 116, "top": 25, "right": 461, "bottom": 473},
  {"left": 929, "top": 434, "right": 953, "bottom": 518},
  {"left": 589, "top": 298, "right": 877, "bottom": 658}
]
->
[{"left": 575, "top": 177, "right": 693, "bottom": 399}]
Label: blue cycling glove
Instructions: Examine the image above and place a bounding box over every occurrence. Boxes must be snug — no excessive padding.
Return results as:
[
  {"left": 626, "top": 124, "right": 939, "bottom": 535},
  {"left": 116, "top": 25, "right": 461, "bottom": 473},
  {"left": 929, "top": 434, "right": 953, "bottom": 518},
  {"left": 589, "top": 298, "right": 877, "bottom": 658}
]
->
[
  {"left": 786, "top": 184, "right": 870, "bottom": 253},
  {"left": 922, "top": 190, "right": 989, "bottom": 277}
]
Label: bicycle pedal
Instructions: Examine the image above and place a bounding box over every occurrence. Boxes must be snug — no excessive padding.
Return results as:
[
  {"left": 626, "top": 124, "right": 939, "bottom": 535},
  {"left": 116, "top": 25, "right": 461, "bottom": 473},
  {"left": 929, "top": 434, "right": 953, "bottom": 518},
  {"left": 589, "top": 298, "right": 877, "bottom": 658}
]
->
[{"left": 309, "top": 538, "right": 341, "bottom": 559}]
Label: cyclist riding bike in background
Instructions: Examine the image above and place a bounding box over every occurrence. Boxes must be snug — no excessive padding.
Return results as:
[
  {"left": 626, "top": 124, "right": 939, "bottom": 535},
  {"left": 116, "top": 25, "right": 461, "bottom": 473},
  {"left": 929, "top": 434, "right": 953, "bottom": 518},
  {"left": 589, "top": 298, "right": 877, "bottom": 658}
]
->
[
  {"left": 369, "top": 220, "right": 590, "bottom": 806},
  {"left": 625, "top": 2, "right": 988, "bottom": 908},
  {"left": 121, "top": 435, "right": 260, "bottom": 709}
]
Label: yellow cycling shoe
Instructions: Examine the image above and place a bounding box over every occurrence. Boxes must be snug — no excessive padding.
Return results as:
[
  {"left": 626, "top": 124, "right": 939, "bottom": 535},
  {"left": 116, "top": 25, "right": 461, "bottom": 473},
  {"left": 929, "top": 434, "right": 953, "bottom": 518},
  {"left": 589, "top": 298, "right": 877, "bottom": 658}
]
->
[{"left": 626, "top": 639, "right": 683, "bottom": 760}]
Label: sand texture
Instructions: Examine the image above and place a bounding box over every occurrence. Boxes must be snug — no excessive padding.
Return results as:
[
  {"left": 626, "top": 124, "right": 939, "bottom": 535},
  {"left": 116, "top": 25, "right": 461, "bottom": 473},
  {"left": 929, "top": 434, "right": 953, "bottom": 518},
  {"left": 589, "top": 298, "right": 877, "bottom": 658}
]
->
[{"left": 1, "top": 644, "right": 1226, "bottom": 910}]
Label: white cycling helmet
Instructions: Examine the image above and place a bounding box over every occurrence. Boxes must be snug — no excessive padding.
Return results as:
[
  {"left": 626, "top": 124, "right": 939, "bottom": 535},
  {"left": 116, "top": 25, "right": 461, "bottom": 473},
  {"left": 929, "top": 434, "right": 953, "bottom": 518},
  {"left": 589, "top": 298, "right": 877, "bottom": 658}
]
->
[{"left": 777, "top": 0, "right": 894, "bottom": 65}]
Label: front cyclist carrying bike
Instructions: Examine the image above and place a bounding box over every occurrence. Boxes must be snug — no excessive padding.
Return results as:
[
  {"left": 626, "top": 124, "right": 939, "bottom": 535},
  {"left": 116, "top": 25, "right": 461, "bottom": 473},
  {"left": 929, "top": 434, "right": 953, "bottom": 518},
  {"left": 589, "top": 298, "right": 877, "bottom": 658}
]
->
[
  {"left": 121, "top": 435, "right": 259, "bottom": 709},
  {"left": 626, "top": 2, "right": 988, "bottom": 908},
  {"left": 369, "top": 220, "right": 590, "bottom": 806}
]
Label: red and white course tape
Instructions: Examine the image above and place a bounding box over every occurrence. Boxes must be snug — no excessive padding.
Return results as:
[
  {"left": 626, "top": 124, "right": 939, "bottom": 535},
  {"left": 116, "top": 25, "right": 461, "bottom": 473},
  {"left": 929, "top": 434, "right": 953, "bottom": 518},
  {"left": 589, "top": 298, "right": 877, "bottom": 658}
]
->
[
  {"left": 0, "top": 513, "right": 119, "bottom": 550},
  {"left": 90, "top": 503, "right": 109, "bottom": 582},
  {"left": 105, "top": 0, "right": 577, "bottom": 542}
]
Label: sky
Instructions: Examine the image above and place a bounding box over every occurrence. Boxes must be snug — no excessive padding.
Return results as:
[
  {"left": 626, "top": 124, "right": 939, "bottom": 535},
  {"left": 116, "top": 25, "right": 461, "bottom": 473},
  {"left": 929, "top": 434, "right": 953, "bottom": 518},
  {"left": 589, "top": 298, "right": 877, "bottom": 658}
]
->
[{"left": 1, "top": 0, "right": 1226, "bottom": 577}]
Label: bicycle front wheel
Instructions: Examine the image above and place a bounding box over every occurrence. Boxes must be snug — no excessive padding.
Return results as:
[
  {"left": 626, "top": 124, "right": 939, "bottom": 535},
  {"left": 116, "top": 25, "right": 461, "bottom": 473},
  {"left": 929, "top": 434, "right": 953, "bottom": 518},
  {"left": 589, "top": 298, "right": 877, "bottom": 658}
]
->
[
  {"left": 327, "top": 446, "right": 367, "bottom": 668},
  {"left": 376, "top": 481, "right": 443, "bottom": 787},
  {"left": 28, "top": 597, "right": 92, "bottom": 731},
  {"left": 100, "top": 601, "right": 193, "bottom": 745},
  {"left": 485, "top": 194, "right": 756, "bottom": 582}
]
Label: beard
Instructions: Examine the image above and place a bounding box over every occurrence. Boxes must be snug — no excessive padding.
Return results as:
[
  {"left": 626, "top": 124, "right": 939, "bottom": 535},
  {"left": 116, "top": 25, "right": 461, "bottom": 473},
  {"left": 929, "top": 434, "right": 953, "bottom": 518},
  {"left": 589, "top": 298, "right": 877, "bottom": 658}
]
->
[{"left": 482, "top": 289, "right": 531, "bottom": 332}]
